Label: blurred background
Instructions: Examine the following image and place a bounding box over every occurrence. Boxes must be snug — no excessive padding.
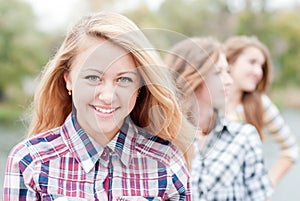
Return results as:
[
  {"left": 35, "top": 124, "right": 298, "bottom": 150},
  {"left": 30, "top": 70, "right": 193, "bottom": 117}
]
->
[{"left": 0, "top": 0, "right": 299, "bottom": 200}]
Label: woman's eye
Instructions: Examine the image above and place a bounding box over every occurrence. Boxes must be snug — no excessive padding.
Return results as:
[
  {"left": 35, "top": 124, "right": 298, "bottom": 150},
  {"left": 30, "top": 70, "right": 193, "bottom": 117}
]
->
[
  {"left": 215, "top": 70, "right": 221, "bottom": 75},
  {"left": 249, "top": 59, "right": 257, "bottom": 65},
  {"left": 117, "top": 77, "right": 133, "bottom": 84},
  {"left": 85, "top": 75, "right": 100, "bottom": 83}
]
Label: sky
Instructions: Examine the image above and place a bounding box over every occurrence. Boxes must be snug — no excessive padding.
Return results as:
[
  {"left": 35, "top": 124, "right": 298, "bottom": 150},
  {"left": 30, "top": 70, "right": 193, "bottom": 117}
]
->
[{"left": 22, "top": 0, "right": 300, "bottom": 32}]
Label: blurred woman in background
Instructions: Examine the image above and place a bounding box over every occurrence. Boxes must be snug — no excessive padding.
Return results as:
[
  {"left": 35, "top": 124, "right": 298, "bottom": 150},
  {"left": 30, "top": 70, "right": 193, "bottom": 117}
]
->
[
  {"left": 224, "top": 35, "right": 299, "bottom": 187},
  {"left": 165, "top": 37, "right": 273, "bottom": 201}
]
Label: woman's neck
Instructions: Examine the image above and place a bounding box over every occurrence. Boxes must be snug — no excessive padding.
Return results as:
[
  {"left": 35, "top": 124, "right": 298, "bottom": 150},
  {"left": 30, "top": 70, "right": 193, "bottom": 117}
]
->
[
  {"left": 195, "top": 107, "right": 217, "bottom": 152},
  {"left": 226, "top": 85, "right": 243, "bottom": 113},
  {"left": 198, "top": 107, "right": 217, "bottom": 135}
]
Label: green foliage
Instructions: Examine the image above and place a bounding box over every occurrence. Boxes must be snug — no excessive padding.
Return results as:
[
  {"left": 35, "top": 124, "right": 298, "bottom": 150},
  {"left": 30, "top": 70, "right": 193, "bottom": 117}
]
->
[
  {"left": 125, "top": 2, "right": 160, "bottom": 28},
  {"left": 0, "top": 103, "right": 24, "bottom": 125},
  {"left": 0, "top": 0, "right": 49, "bottom": 102},
  {"left": 157, "top": 0, "right": 232, "bottom": 39},
  {"left": 271, "top": 11, "right": 300, "bottom": 86}
]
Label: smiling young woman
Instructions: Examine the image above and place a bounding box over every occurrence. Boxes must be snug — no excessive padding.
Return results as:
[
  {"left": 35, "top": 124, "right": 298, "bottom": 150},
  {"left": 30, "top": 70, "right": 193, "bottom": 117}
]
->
[{"left": 3, "top": 11, "right": 195, "bottom": 201}]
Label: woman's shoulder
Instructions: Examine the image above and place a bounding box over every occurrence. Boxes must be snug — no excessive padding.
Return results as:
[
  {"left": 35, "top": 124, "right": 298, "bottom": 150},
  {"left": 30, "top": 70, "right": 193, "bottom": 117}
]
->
[
  {"left": 226, "top": 120, "right": 261, "bottom": 143},
  {"left": 260, "top": 94, "right": 282, "bottom": 118},
  {"left": 9, "top": 126, "right": 67, "bottom": 164},
  {"left": 261, "top": 94, "right": 274, "bottom": 107}
]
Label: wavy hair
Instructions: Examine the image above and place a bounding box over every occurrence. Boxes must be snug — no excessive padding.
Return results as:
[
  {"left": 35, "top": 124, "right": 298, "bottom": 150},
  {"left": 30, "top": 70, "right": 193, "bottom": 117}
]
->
[{"left": 164, "top": 37, "right": 223, "bottom": 125}]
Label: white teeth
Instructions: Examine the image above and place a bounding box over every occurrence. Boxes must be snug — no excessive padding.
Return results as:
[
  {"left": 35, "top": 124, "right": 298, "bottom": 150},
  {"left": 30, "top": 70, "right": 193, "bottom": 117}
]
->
[{"left": 95, "top": 107, "right": 115, "bottom": 113}]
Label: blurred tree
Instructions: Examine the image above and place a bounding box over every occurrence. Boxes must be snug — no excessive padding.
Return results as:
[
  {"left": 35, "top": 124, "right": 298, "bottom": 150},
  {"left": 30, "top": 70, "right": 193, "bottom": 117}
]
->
[
  {"left": 126, "top": 2, "right": 160, "bottom": 28},
  {"left": 85, "top": 0, "right": 117, "bottom": 12},
  {"left": 124, "top": 2, "right": 170, "bottom": 50},
  {"left": 157, "top": 0, "right": 233, "bottom": 38},
  {"left": 156, "top": 0, "right": 239, "bottom": 43},
  {"left": 0, "top": 0, "right": 48, "bottom": 102},
  {"left": 121, "top": 0, "right": 300, "bottom": 89},
  {"left": 271, "top": 11, "right": 300, "bottom": 86}
]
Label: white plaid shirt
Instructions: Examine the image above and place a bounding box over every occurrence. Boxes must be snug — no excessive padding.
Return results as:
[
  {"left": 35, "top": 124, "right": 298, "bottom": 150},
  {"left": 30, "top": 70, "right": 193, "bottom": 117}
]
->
[{"left": 191, "top": 115, "right": 273, "bottom": 201}]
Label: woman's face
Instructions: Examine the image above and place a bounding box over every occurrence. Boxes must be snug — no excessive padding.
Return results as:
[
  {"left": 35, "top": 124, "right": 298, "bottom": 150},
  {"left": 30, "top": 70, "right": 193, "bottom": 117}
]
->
[
  {"left": 230, "top": 46, "right": 265, "bottom": 93},
  {"left": 194, "top": 53, "right": 233, "bottom": 110},
  {"left": 64, "top": 37, "right": 141, "bottom": 144}
]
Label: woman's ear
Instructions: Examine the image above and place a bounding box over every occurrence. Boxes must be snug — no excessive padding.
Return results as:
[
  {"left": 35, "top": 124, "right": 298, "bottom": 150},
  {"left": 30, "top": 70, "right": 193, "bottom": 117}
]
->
[{"left": 63, "top": 71, "right": 72, "bottom": 91}]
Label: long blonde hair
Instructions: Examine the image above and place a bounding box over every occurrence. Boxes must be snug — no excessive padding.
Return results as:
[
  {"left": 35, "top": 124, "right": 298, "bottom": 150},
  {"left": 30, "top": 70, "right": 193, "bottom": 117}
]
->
[
  {"left": 27, "top": 11, "right": 195, "bottom": 167},
  {"left": 164, "top": 37, "right": 223, "bottom": 125},
  {"left": 224, "top": 35, "right": 272, "bottom": 139}
]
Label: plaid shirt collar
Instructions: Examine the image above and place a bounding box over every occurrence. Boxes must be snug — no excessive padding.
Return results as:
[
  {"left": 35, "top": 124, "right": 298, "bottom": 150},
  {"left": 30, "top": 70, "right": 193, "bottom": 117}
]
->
[
  {"left": 61, "top": 112, "right": 138, "bottom": 173},
  {"left": 214, "top": 111, "right": 231, "bottom": 134}
]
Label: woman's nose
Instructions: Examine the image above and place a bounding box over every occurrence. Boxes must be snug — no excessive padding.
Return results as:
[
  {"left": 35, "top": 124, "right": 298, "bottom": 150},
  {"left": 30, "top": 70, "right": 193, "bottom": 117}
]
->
[
  {"left": 97, "top": 83, "right": 115, "bottom": 104},
  {"left": 253, "top": 65, "right": 263, "bottom": 78},
  {"left": 222, "top": 72, "right": 233, "bottom": 86}
]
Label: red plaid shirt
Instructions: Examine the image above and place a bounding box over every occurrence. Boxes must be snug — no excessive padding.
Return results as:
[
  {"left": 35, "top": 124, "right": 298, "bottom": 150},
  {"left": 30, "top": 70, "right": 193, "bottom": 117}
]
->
[{"left": 4, "top": 112, "right": 191, "bottom": 200}]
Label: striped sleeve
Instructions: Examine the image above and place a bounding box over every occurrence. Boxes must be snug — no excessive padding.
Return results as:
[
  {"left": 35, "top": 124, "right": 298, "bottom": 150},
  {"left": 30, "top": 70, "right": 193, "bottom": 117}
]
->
[{"left": 262, "top": 94, "right": 299, "bottom": 162}]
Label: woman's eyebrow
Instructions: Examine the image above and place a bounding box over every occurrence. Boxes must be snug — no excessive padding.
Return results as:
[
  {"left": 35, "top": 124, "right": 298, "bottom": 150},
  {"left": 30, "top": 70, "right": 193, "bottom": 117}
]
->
[
  {"left": 81, "top": 68, "right": 104, "bottom": 74},
  {"left": 81, "top": 68, "right": 138, "bottom": 76},
  {"left": 117, "top": 71, "right": 138, "bottom": 76}
]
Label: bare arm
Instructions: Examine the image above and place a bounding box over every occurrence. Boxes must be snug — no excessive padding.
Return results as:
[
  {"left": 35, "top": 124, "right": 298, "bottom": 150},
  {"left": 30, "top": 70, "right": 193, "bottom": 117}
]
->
[
  {"left": 262, "top": 95, "right": 299, "bottom": 186},
  {"left": 269, "top": 157, "right": 294, "bottom": 186}
]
